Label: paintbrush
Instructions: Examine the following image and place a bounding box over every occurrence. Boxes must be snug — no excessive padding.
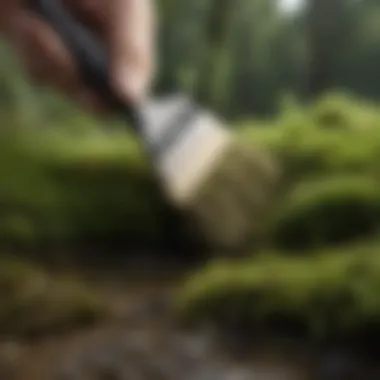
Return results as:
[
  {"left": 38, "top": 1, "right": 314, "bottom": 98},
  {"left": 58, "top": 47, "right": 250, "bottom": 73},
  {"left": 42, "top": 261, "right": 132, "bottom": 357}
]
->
[{"left": 30, "top": 0, "right": 279, "bottom": 254}]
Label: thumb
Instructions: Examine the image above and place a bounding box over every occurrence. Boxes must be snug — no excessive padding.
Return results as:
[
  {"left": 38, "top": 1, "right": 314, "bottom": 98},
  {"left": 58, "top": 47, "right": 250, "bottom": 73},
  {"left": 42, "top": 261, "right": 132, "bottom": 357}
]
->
[
  {"left": 109, "top": 0, "right": 156, "bottom": 105},
  {"left": 113, "top": 51, "right": 154, "bottom": 105}
]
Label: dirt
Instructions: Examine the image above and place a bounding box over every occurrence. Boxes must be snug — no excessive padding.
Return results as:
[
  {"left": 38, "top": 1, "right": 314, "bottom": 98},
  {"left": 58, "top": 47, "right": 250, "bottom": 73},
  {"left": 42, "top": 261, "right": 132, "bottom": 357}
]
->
[{"left": 0, "top": 267, "right": 377, "bottom": 380}]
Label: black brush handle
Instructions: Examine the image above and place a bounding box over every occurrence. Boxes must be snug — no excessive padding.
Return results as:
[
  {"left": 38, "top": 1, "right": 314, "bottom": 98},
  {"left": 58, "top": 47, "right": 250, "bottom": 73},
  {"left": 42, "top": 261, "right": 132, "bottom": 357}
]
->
[{"left": 28, "top": 0, "right": 141, "bottom": 132}]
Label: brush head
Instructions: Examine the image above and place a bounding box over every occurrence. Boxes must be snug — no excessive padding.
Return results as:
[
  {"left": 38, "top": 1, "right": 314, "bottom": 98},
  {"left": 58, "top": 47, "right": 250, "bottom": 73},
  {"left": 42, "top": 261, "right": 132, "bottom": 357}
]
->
[
  {"left": 139, "top": 94, "right": 232, "bottom": 205},
  {"left": 187, "top": 141, "right": 279, "bottom": 253},
  {"left": 140, "top": 95, "right": 279, "bottom": 253}
]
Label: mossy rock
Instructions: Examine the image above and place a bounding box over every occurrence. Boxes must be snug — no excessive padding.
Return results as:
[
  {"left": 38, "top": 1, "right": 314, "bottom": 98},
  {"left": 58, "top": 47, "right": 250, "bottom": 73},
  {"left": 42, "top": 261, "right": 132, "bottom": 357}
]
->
[
  {"left": 0, "top": 129, "right": 186, "bottom": 253},
  {"left": 241, "top": 106, "right": 380, "bottom": 183},
  {"left": 177, "top": 242, "right": 380, "bottom": 341},
  {"left": 271, "top": 176, "right": 380, "bottom": 251},
  {"left": 311, "top": 93, "right": 380, "bottom": 131},
  {"left": 311, "top": 94, "right": 356, "bottom": 129},
  {"left": 0, "top": 258, "right": 106, "bottom": 337}
]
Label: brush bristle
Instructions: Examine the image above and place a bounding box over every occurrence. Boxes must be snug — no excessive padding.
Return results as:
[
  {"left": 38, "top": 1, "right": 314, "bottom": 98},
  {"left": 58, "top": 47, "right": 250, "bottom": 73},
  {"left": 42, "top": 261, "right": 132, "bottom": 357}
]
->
[{"left": 184, "top": 138, "right": 279, "bottom": 254}]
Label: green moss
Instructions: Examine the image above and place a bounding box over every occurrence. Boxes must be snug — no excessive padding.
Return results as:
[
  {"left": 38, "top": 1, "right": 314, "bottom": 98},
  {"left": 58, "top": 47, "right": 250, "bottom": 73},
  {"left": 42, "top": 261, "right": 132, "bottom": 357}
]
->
[
  {"left": 311, "top": 93, "right": 380, "bottom": 131},
  {"left": 0, "top": 258, "right": 106, "bottom": 337},
  {"left": 0, "top": 129, "right": 173, "bottom": 252},
  {"left": 240, "top": 94, "right": 380, "bottom": 182},
  {"left": 177, "top": 241, "right": 380, "bottom": 340},
  {"left": 271, "top": 176, "right": 380, "bottom": 251}
]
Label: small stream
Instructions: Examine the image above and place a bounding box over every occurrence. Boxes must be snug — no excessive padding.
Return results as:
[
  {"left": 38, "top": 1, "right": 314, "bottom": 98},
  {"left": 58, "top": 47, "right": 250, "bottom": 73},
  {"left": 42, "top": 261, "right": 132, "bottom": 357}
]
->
[{"left": 1, "top": 264, "right": 379, "bottom": 380}]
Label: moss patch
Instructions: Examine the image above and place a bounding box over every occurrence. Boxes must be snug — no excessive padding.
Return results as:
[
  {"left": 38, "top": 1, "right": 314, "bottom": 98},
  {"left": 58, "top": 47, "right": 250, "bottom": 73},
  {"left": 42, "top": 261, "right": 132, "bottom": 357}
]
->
[
  {"left": 271, "top": 176, "right": 380, "bottom": 251},
  {"left": 0, "top": 257, "right": 106, "bottom": 337},
  {"left": 178, "top": 242, "right": 380, "bottom": 341}
]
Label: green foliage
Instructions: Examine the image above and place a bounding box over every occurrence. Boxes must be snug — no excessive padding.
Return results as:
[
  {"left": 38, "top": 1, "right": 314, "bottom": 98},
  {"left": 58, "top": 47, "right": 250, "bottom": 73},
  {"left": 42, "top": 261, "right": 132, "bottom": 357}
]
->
[
  {"left": 178, "top": 242, "right": 380, "bottom": 340},
  {"left": 0, "top": 258, "right": 106, "bottom": 337},
  {"left": 272, "top": 176, "right": 380, "bottom": 251}
]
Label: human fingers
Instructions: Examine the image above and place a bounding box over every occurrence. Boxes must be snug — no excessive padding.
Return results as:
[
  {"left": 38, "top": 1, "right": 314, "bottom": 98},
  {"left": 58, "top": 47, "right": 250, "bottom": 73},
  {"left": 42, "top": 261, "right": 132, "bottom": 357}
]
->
[
  {"left": 7, "top": 6, "right": 109, "bottom": 114},
  {"left": 108, "top": 0, "right": 157, "bottom": 105}
]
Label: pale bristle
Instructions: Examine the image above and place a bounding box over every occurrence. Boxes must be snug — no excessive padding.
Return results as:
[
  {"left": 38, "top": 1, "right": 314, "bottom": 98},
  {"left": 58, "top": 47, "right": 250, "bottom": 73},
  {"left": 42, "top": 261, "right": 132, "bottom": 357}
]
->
[{"left": 184, "top": 138, "right": 279, "bottom": 253}]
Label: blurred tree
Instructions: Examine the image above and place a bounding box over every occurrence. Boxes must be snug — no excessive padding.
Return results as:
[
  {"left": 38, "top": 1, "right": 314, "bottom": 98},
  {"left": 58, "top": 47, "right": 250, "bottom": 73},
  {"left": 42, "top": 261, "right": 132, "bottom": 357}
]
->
[
  {"left": 336, "top": 0, "right": 380, "bottom": 98},
  {"left": 305, "top": 0, "right": 380, "bottom": 100},
  {"left": 1, "top": 0, "right": 380, "bottom": 121},
  {"left": 306, "top": 0, "right": 353, "bottom": 98}
]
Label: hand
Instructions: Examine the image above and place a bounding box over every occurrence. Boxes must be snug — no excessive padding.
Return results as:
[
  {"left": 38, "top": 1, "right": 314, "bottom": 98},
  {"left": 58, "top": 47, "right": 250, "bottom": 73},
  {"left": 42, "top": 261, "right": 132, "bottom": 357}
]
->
[{"left": 0, "top": 0, "right": 156, "bottom": 113}]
